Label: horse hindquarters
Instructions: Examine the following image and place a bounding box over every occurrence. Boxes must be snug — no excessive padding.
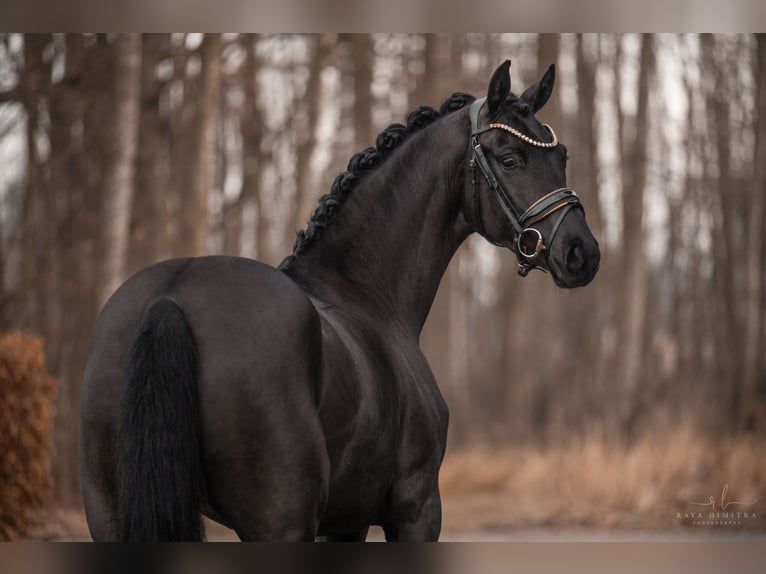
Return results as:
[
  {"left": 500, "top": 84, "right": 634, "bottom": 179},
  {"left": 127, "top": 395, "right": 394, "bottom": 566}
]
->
[
  {"left": 117, "top": 297, "right": 206, "bottom": 541},
  {"left": 82, "top": 257, "right": 331, "bottom": 541},
  {"left": 198, "top": 290, "right": 331, "bottom": 541}
]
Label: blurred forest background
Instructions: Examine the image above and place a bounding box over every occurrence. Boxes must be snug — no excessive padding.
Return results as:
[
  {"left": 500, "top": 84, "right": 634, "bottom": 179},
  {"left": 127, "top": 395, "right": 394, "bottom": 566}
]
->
[{"left": 0, "top": 34, "right": 765, "bottom": 532}]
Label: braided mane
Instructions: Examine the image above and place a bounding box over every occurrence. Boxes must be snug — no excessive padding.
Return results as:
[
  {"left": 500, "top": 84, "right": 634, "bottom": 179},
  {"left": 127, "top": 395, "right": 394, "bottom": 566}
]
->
[{"left": 278, "top": 92, "right": 476, "bottom": 271}]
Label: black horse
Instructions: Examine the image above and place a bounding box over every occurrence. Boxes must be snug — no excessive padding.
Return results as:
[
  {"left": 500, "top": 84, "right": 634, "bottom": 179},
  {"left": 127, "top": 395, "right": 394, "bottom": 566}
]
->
[{"left": 80, "top": 60, "right": 600, "bottom": 541}]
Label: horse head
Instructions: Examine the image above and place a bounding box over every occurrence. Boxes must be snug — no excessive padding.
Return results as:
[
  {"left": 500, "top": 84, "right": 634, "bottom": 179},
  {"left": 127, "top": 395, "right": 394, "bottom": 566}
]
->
[{"left": 466, "top": 60, "right": 600, "bottom": 288}]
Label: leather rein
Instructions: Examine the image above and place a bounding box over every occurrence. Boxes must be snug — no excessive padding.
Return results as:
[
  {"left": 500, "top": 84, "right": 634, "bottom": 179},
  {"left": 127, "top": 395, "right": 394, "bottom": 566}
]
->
[{"left": 469, "top": 97, "right": 584, "bottom": 277}]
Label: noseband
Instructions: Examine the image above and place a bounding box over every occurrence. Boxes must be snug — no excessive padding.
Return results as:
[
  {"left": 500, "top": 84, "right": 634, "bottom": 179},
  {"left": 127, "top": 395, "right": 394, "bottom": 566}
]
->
[{"left": 469, "top": 97, "right": 583, "bottom": 277}]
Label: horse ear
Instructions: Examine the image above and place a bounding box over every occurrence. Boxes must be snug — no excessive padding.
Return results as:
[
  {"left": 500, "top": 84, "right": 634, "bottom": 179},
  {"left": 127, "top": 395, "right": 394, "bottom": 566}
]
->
[
  {"left": 487, "top": 60, "right": 511, "bottom": 116},
  {"left": 521, "top": 63, "right": 556, "bottom": 113}
]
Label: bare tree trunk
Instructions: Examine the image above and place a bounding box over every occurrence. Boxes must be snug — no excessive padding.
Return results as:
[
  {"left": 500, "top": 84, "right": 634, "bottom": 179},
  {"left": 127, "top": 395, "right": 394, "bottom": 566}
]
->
[
  {"left": 128, "top": 34, "right": 170, "bottom": 274},
  {"left": 682, "top": 100, "right": 709, "bottom": 420},
  {"left": 99, "top": 34, "right": 141, "bottom": 305},
  {"left": 578, "top": 34, "right": 610, "bottom": 401},
  {"left": 743, "top": 34, "right": 766, "bottom": 429},
  {"left": 169, "top": 36, "right": 191, "bottom": 252},
  {"left": 245, "top": 36, "right": 269, "bottom": 262},
  {"left": 546, "top": 33, "right": 608, "bottom": 438},
  {"left": 702, "top": 34, "right": 746, "bottom": 423},
  {"left": 574, "top": 34, "right": 604, "bottom": 238},
  {"left": 351, "top": 34, "right": 374, "bottom": 149},
  {"left": 617, "top": 34, "right": 654, "bottom": 439},
  {"left": 595, "top": 34, "right": 626, "bottom": 428},
  {"left": 613, "top": 35, "right": 626, "bottom": 170},
  {"left": 223, "top": 34, "right": 267, "bottom": 259},
  {"left": 49, "top": 34, "right": 113, "bottom": 504},
  {"left": 174, "top": 34, "right": 221, "bottom": 257},
  {"left": 409, "top": 34, "right": 438, "bottom": 107},
  {"left": 291, "top": 34, "right": 330, "bottom": 236},
  {"left": 535, "top": 34, "right": 562, "bottom": 129},
  {"left": 448, "top": 34, "right": 466, "bottom": 87},
  {"left": 19, "top": 35, "right": 49, "bottom": 335}
]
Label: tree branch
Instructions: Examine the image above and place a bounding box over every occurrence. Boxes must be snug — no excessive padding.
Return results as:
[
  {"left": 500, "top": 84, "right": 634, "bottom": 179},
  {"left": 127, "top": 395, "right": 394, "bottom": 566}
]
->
[{"left": 0, "top": 84, "right": 21, "bottom": 103}]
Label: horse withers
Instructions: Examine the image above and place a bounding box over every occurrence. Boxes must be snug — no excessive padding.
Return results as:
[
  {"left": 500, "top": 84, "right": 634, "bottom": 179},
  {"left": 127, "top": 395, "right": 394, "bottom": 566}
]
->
[{"left": 80, "top": 60, "right": 600, "bottom": 541}]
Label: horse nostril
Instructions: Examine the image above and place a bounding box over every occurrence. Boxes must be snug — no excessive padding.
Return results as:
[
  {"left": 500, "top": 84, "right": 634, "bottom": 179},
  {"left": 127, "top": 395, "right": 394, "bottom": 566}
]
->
[{"left": 565, "top": 242, "right": 585, "bottom": 273}]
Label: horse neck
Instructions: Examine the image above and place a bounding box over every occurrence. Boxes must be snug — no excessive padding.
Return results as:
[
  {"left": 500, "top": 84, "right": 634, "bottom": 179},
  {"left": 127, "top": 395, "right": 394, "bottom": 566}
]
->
[{"left": 287, "top": 111, "right": 472, "bottom": 334}]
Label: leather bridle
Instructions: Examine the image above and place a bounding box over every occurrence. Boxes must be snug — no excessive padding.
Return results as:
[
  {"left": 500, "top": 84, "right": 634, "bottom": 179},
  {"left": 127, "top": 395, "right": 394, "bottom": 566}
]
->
[{"left": 469, "top": 97, "right": 584, "bottom": 277}]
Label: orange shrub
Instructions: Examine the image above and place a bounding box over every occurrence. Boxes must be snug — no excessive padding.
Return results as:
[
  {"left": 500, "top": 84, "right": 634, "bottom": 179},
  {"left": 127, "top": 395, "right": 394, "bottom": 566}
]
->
[{"left": 0, "top": 332, "right": 58, "bottom": 541}]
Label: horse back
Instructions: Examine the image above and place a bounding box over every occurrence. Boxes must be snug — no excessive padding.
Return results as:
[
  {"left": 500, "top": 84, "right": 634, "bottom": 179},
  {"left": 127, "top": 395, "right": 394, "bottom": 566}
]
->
[
  {"left": 81, "top": 257, "right": 326, "bottom": 496},
  {"left": 86, "top": 256, "right": 319, "bottom": 382}
]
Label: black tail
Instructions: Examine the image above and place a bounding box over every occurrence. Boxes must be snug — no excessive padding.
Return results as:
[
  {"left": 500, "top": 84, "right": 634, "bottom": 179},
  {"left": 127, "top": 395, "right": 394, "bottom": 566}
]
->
[{"left": 118, "top": 297, "right": 205, "bottom": 541}]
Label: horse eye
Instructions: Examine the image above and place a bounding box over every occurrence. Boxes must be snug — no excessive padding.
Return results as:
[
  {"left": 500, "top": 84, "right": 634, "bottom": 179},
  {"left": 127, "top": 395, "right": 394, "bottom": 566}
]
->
[{"left": 502, "top": 155, "right": 518, "bottom": 169}]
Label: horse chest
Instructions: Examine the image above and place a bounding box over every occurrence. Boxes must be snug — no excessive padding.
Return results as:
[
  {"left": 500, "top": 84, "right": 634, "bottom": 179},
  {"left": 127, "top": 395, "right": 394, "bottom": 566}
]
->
[{"left": 316, "top": 318, "right": 446, "bottom": 530}]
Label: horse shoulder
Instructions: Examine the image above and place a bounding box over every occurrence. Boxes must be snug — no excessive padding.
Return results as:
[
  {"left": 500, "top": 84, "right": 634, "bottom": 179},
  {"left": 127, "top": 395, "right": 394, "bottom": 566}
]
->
[{"left": 392, "top": 341, "right": 449, "bottom": 453}]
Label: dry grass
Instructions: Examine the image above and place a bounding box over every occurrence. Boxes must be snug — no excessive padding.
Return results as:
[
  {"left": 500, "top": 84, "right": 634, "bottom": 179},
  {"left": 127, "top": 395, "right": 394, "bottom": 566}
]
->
[
  {"left": 22, "top": 425, "right": 766, "bottom": 540},
  {"left": 440, "top": 426, "right": 766, "bottom": 534}
]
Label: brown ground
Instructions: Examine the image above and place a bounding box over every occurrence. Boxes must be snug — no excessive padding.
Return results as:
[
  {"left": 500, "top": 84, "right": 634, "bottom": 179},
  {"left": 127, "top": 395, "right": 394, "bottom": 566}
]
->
[
  {"left": 439, "top": 426, "right": 766, "bottom": 535},
  {"left": 25, "top": 427, "right": 766, "bottom": 540}
]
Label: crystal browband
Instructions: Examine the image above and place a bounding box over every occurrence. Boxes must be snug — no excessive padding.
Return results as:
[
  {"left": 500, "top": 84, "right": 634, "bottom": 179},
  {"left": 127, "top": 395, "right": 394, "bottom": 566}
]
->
[{"left": 487, "top": 122, "right": 558, "bottom": 148}]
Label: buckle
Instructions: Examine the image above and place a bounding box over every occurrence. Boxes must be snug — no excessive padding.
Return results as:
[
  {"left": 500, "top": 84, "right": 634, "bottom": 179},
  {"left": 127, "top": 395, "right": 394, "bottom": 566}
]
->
[
  {"left": 517, "top": 227, "right": 545, "bottom": 259},
  {"left": 517, "top": 260, "right": 548, "bottom": 277}
]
